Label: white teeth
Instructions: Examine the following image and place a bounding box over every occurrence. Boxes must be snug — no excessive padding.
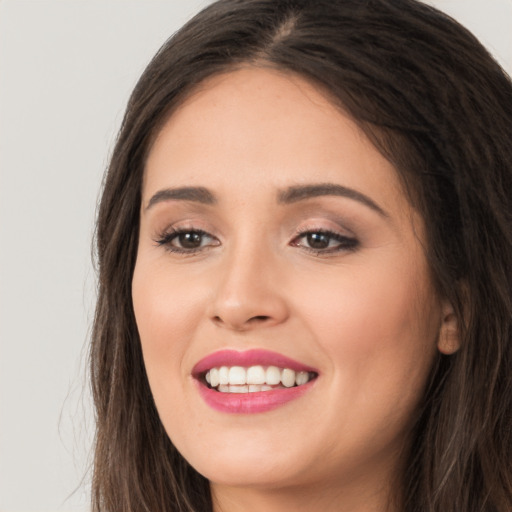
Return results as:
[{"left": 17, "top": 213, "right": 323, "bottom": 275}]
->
[
  {"left": 204, "top": 365, "right": 315, "bottom": 391},
  {"left": 219, "top": 366, "right": 229, "bottom": 385},
  {"left": 247, "top": 365, "right": 266, "bottom": 385},
  {"left": 266, "top": 366, "right": 281, "bottom": 385},
  {"left": 218, "top": 384, "right": 276, "bottom": 393},
  {"left": 230, "top": 385, "right": 248, "bottom": 393},
  {"left": 228, "top": 366, "right": 246, "bottom": 385},
  {"left": 281, "top": 368, "right": 296, "bottom": 388},
  {"left": 296, "top": 371, "right": 309, "bottom": 386},
  {"left": 209, "top": 367, "right": 220, "bottom": 387}
]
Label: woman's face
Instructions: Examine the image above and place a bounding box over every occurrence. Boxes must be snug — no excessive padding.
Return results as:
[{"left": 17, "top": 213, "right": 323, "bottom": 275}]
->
[{"left": 132, "top": 68, "right": 454, "bottom": 496}]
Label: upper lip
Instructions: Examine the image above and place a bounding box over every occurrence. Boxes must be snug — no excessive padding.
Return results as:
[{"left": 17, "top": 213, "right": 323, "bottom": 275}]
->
[{"left": 192, "top": 349, "right": 318, "bottom": 376}]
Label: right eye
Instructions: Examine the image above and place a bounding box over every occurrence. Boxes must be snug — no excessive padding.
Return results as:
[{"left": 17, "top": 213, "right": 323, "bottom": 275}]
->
[
  {"left": 155, "top": 228, "right": 220, "bottom": 254},
  {"left": 290, "top": 229, "right": 359, "bottom": 255}
]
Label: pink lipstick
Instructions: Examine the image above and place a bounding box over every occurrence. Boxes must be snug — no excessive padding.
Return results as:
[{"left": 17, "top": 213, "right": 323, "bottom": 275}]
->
[{"left": 193, "top": 349, "right": 318, "bottom": 414}]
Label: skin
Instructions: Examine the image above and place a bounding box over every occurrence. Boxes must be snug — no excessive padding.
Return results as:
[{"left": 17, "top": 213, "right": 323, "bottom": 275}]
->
[{"left": 132, "top": 67, "right": 458, "bottom": 512}]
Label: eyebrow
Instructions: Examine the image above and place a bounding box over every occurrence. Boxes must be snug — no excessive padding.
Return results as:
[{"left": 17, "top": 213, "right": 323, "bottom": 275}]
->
[
  {"left": 145, "top": 186, "right": 217, "bottom": 210},
  {"left": 145, "top": 183, "right": 387, "bottom": 217},
  {"left": 278, "top": 183, "right": 388, "bottom": 217}
]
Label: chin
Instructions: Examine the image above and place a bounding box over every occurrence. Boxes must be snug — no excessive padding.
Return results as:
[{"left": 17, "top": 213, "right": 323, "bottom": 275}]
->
[{"left": 172, "top": 429, "right": 310, "bottom": 487}]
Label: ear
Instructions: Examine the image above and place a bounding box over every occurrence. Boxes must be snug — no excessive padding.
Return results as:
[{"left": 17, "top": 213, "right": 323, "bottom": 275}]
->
[{"left": 437, "top": 300, "right": 461, "bottom": 355}]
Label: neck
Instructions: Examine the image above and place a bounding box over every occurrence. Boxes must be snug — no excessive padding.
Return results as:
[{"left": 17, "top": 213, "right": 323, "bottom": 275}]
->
[{"left": 210, "top": 469, "right": 399, "bottom": 512}]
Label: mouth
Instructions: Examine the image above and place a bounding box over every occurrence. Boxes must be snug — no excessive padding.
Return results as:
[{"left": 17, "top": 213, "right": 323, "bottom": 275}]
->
[
  {"left": 192, "top": 349, "right": 318, "bottom": 413},
  {"left": 202, "top": 365, "right": 317, "bottom": 393}
]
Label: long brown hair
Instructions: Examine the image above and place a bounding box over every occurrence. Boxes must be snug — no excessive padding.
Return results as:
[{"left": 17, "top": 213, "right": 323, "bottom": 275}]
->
[{"left": 91, "top": 1, "right": 512, "bottom": 510}]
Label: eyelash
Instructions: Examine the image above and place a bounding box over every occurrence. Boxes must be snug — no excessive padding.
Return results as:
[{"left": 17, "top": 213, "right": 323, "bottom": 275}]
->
[
  {"left": 154, "top": 227, "right": 359, "bottom": 256},
  {"left": 154, "top": 228, "right": 217, "bottom": 255},
  {"left": 292, "top": 228, "right": 359, "bottom": 255}
]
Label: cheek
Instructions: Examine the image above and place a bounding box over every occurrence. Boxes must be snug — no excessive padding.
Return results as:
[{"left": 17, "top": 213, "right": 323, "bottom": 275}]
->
[
  {"left": 293, "top": 254, "right": 440, "bottom": 385},
  {"left": 131, "top": 260, "right": 203, "bottom": 388},
  {"left": 289, "top": 257, "right": 441, "bottom": 456},
  {"left": 133, "top": 255, "right": 208, "bottom": 337}
]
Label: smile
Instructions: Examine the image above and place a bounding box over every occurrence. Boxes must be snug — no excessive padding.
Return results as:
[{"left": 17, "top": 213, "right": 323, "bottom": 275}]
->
[
  {"left": 204, "top": 365, "right": 316, "bottom": 392},
  {"left": 193, "top": 349, "right": 318, "bottom": 413}
]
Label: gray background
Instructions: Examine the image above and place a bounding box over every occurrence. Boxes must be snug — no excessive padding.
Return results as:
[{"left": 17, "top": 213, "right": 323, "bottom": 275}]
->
[{"left": 0, "top": 1, "right": 510, "bottom": 511}]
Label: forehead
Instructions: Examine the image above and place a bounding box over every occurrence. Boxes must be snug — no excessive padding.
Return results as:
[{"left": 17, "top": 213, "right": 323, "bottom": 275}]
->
[{"left": 143, "top": 67, "right": 407, "bottom": 214}]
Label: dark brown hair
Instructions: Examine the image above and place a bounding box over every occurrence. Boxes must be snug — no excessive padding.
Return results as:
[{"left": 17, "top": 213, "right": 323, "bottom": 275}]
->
[{"left": 91, "top": 1, "right": 512, "bottom": 510}]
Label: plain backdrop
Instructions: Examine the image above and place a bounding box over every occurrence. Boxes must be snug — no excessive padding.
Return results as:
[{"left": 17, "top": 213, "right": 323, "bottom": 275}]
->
[{"left": 0, "top": 1, "right": 510, "bottom": 511}]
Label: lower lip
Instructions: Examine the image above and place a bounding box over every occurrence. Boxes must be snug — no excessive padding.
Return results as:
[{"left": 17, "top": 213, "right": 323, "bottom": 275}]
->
[{"left": 196, "top": 380, "right": 316, "bottom": 414}]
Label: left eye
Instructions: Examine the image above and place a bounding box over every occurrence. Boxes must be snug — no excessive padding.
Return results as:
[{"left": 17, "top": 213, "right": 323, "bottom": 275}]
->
[
  {"left": 173, "top": 231, "right": 207, "bottom": 249},
  {"left": 292, "top": 230, "right": 358, "bottom": 252},
  {"left": 156, "top": 229, "right": 219, "bottom": 253}
]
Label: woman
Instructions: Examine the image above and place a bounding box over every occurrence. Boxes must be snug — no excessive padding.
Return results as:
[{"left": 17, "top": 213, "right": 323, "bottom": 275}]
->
[{"left": 91, "top": 0, "right": 512, "bottom": 510}]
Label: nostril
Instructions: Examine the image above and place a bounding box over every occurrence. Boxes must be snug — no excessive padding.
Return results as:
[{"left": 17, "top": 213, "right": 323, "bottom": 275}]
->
[
  {"left": 249, "top": 315, "right": 271, "bottom": 323},
  {"left": 211, "top": 314, "right": 271, "bottom": 329}
]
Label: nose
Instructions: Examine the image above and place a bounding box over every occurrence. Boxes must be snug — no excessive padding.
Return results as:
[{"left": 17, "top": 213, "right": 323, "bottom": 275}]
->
[{"left": 208, "top": 244, "right": 289, "bottom": 331}]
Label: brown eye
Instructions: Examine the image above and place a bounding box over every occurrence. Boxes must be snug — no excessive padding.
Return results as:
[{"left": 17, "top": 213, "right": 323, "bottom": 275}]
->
[
  {"left": 177, "top": 232, "right": 204, "bottom": 249},
  {"left": 155, "top": 228, "right": 219, "bottom": 254},
  {"left": 306, "top": 232, "right": 331, "bottom": 249},
  {"left": 292, "top": 230, "right": 359, "bottom": 254}
]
